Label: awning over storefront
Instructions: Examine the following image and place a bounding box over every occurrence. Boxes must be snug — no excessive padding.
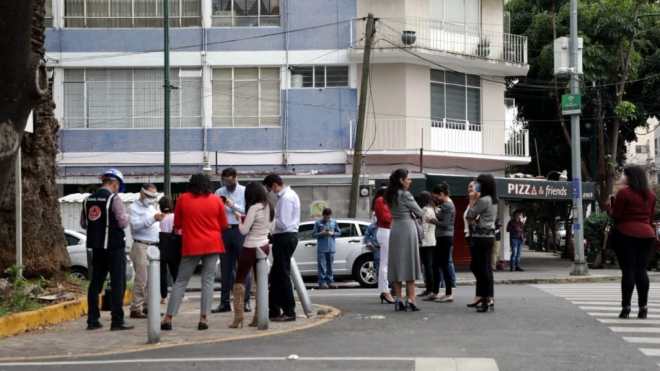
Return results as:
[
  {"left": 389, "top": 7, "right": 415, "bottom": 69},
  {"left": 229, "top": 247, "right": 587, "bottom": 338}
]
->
[{"left": 425, "top": 174, "right": 595, "bottom": 201}]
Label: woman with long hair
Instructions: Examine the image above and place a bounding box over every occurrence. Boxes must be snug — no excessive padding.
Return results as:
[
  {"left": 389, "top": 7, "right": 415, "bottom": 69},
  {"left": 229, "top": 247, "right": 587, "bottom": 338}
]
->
[
  {"left": 161, "top": 173, "right": 228, "bottom": 331},
  {"left": 228, "top": 182, "right": 274, "bottom": 328},
  {"left": 609, "top": 165, "right": 656, "bottom": 319},
  {"left": 385, "top": 169, "right": 425, "bottom": 312},
  {"left": 372, "top": 186, "right": 395, "bottom": 304},
  {"left": 466, "top": 174, "right": 498, "bottom": 313}
]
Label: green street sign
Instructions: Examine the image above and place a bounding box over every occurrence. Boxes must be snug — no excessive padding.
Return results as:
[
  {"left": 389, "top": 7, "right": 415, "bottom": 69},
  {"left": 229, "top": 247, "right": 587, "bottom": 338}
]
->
[{"left": 562, "top": 94, "right": 582, "bottom": 115}]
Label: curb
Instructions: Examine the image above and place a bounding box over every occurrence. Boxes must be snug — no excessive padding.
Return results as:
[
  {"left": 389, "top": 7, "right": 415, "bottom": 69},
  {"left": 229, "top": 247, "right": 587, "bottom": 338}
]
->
[
  {"left": 0, "top": 303, "right": 341, "bottom": 362},
  {"left": 0, "top": 290, "right": 133, "bottom": 339}
]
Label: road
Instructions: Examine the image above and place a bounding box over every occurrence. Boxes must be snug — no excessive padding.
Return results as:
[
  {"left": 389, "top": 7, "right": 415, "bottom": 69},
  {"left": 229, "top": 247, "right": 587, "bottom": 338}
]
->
[{"left": 1, "top": 282, "right": 659, "bottom": 371}]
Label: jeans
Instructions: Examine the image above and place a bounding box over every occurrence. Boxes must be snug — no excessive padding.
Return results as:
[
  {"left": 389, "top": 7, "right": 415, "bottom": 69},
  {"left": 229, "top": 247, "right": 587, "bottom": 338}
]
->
[
  {"left": 510, "top": 238, "right": 523, "bottom": 269},
  {"left": 87, "top": 248, "right": 126, "bottom": 326},
  {"left": 269, "top": 233, "right": 298, "bottom": 317},
  {"left": 435, "top": 236, "right": 454, "bottom": 296},
  {"left": 220, "top": 227, "right": 251, "bottom": 307},
  {"left": 614, "top": 231, "right": 654, "bottom": 308},
  {"left": 373, "top": 248, "right": 380, "bottom": 278},
  {"left": 317, "top": 251, "right": 335, "bottom": 285}
]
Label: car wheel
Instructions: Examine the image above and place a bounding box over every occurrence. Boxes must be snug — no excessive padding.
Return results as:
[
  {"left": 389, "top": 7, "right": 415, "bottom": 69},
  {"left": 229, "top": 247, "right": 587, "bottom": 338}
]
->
[
  {"left": 352, "top": 254, "right": 377, "bottom": 288},
  {"left": 70, "top": 266, "right": 88, "bottom": 280}
]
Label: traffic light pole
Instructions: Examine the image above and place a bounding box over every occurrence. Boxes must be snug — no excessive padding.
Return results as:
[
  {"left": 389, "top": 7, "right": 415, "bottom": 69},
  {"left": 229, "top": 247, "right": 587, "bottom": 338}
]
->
[{"left": 569, "top": 0, "right": 588, "bottom": 276}]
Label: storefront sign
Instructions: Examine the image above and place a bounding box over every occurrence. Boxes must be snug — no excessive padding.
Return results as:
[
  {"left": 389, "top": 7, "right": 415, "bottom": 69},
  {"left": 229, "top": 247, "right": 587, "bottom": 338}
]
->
[{"left": 499, "top": 179, "right": 594, "bottom": 200}]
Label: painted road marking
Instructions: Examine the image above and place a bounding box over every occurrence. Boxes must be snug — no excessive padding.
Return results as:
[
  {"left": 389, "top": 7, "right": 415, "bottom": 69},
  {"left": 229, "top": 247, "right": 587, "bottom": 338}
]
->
[{"left": 0, "top": 357, "right": 499, "bottom": 370}]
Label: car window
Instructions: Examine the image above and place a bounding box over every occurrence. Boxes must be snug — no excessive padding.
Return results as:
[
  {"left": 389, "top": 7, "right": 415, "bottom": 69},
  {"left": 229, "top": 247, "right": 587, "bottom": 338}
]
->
[
  {"left": 358, "top": 224, "right": 367, "bottom": 236},
  {"left": 64, "top": 234, "right": 80, "bottom": 246},
  {"left": 298, "top": 224, "right": 315, "bottom": 241},
  {"left": 338, "top": 223, "right": 359, "bottom": 238}
]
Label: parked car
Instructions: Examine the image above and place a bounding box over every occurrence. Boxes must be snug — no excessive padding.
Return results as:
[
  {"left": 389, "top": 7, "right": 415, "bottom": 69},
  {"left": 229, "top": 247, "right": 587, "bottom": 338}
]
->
[
  {"left": 294, "top": 219, "right": 376, "bottom": 288},
  {"left": 64, "top": 229, "right": 135, "bottom": 282}
]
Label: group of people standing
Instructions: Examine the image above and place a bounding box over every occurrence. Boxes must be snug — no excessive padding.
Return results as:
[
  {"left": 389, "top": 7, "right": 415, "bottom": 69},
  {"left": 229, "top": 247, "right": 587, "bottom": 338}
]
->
[
  {"left": 368, "top": 169, "right": 499, "bottom": 314},
  {"left": 82, "top": 167, "right": 302, "bottom": 331}
]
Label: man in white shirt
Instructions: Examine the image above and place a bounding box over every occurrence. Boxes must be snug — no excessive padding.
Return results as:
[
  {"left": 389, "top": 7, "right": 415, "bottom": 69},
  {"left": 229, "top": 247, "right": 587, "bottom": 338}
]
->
[
  {"left": 212, "top": 168, "right": 251, "bottom": 313},
  {"left": 129, "top": 184, "right": 163, "bottom": 318},
  {"left": 263, "top": 174, "right": 300, "bottom": 322}
]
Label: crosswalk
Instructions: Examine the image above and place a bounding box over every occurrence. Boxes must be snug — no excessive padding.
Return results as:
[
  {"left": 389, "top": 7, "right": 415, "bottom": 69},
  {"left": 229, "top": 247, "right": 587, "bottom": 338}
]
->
[{"left": 535, "top": 283, "right": 660, "bottom": 368}]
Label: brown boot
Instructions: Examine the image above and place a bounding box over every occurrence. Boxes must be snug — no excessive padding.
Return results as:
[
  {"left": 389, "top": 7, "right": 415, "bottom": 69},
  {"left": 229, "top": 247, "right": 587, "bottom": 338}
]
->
[{"left": 228, "top": 284, "right": 245, "bottom": 329}]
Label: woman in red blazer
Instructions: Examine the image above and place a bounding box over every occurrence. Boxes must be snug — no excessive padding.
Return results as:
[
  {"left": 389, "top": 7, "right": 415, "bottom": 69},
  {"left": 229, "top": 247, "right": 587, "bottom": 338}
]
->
[
  {"left": 161, "top": 173, "right": 228, "bottom": 331},
  {"left": 609, "top": 165, "right": 657, "bottom": 320}
]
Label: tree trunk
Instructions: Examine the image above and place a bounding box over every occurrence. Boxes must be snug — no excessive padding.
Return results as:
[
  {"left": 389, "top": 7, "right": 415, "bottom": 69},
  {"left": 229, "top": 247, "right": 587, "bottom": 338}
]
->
[{"left": 0, "top": 0, "right": 69, "bottom": 278}]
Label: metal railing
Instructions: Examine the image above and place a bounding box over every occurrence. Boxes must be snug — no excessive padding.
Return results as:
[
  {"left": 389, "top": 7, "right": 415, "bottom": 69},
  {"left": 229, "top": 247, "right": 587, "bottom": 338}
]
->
[
  {"left": 351, "top": 17, "right": 528, "bottom": 66},
  {"left": 364, "top": 118, "right": 529, "bottom": 157}
]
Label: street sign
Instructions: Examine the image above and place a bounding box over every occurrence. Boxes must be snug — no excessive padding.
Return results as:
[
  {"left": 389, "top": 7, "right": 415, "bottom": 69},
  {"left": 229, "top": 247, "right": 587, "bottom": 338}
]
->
[{"left": 562, "top": 94, "right": 581, "bottom": 115}]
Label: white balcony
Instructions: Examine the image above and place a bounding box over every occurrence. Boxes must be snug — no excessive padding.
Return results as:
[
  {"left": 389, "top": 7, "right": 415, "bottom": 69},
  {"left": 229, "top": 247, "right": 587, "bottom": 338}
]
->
[
  {"left": 361, "top": 118, "right": 529, "bottom": 159},
  {"left": 350, "top": 17, "right": 529, "bottom": 76}
]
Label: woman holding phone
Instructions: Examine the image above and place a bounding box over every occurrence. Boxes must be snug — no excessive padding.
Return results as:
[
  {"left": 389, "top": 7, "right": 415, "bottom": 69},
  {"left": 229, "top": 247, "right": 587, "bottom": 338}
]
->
[{"left": 466, "top": 174, "right": 498, "bottom": 313}]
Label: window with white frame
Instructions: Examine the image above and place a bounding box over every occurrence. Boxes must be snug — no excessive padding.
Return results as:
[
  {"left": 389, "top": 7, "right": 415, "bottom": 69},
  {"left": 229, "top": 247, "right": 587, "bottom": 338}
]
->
[
  {"left": 430, "top": 0, "right": 481, "bottom": 33},
  {"left": 63, "top": 0, "right": 201, "bottom": 28},
  {"left": 637, "top": 144, "right": 650, "bottom": 154},
  {"left": 45, "top": 0, "right": 54, "bottom": 27},
  {"left": 62, "top": 68, "right": 202, "bottom": 128},
  {"left": 212, "top": 67, "right": 280, "bottom": 128},
  {"left": 430, "top": 69, "right": 481, "bottom": 129},
  {"left": 289, "top": 66, "right": 349, "bottom": 88},
  {"left": 212, "top": 0, "right": 280, "bottom": 27}
]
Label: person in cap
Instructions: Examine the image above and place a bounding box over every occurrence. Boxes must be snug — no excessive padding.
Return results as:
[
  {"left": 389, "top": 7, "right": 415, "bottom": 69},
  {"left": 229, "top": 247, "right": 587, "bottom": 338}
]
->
[
  {"left": 128, "top": 183, "right": 164, "bottom": 318},
  {"left": 80, "top": 169, "right": 133, "bottom": 331}
]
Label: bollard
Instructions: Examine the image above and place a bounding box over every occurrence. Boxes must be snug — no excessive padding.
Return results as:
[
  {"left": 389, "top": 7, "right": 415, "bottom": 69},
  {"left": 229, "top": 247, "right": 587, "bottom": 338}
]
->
[
  {"left": 290, "top": 257, "right": 313, "bottom": 318},
  {"left": 255, "top": 247, "right": 270, "bottom": 330},
  {"left": 146, "top": 245, "right": 161, "bottom": 344}
]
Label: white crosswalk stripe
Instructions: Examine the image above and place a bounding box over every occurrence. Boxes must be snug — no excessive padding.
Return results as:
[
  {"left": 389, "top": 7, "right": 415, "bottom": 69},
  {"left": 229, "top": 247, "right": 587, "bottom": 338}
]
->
[{"left": 535, "top": 283, "right": 660, "bottom": 367}]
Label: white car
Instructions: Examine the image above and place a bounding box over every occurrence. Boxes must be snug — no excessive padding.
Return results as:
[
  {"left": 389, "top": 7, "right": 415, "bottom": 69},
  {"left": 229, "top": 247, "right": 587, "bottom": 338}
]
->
[
  {"left": 294, "top": 219, "right": 376, "bottom": 287},
  {"left": 64, "top": 229, "right": 134, "bottom": 282}
]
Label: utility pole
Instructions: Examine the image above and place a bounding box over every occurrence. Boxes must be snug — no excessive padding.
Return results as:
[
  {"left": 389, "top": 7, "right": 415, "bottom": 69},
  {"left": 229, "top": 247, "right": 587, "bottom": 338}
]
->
[
  {"left": 569, "top": 0, "right": 588, "bottom": 276},
  {"left": 163, "top": 0, "right": 172, "bottom": 197},
  {"left": 348, "top": 14, "right": 376, "bottom": 218}
]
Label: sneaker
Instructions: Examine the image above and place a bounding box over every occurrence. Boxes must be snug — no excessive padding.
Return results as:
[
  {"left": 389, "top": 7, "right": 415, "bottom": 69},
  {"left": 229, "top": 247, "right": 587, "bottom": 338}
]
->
[
  {"left": 318, "top": 283, "right": 329, "bottom": 290},
  {"left": 130, "top": 310, "right": 147, "bottom": 319},
  {"left": 271, "top": 314, "right": 296, "bottom": 322},
  {"left": 211, "top": 304, "right": 232, "bottom": 313},
  {"left": 86, "top": 322, "right": 103, "bottom": 330},
  {"left": 437, "top": 295, "right": 454, "bottom": 303},
  {"left": 418, "top": 290, "right": 431, "bottom": 297},
  {"left": 422, "top": 294, "right": 438, "bottom": 302},
  {"left": 110, "top": 323, "right": 135, "bottom": 331},
  {"left": 515, "top": 267, "right": 525, "bottom": 272}
]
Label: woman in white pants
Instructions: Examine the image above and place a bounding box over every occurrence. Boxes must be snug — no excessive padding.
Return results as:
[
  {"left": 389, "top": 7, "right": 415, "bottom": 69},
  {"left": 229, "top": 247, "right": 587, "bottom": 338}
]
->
[{"left": 373, "top": 187, "right": 395, "bottom": 304}]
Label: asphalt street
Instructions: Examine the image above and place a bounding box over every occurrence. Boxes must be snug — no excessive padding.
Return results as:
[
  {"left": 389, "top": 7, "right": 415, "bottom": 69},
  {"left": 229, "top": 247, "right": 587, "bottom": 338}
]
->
[{"left": 2, "top": 282, "right": 660, "bottom": 371}]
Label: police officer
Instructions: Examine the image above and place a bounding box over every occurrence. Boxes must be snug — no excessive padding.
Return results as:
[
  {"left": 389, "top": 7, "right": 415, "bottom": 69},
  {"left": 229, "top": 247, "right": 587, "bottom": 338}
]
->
[{"left": 81, "top": 169, "right": 134, "bottom": 331}]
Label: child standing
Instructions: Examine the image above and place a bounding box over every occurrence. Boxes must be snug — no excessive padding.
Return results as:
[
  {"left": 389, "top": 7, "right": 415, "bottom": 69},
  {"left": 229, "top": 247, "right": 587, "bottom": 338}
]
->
[{"left": 312, "top": 208, "right": 341, "bottom": 289}]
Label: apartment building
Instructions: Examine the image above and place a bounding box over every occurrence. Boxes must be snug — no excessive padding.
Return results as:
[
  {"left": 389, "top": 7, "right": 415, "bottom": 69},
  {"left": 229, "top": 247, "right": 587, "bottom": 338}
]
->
[{"left": 45, "top": 0, "right": 530, "bottom": 189}]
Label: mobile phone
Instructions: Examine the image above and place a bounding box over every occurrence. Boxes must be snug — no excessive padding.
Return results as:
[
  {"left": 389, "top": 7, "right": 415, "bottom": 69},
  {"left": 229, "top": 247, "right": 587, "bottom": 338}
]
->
[{"left": 474, "top": 182, "right": 481, "bottom": 193}]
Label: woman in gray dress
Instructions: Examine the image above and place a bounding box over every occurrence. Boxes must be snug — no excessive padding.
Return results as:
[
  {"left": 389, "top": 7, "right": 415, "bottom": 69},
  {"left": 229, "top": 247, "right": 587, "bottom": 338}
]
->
[{"left": 384, "top": 169, "right": 425, "bottom": 312}]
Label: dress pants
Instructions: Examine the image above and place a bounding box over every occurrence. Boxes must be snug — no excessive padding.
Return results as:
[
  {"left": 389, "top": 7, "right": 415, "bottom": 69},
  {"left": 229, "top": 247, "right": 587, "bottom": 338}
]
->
[
  {"left": 269, "top": 233, "right": 298, "bottom": 317},
  {"left": 220, "top": 227, "right": 251, "bottom": 306},
  {"left": 87, "top": 248, "right": 127, "bottom": 326},
  {"left": 470, "top": 237, "right": 494, "bottom": 298}
]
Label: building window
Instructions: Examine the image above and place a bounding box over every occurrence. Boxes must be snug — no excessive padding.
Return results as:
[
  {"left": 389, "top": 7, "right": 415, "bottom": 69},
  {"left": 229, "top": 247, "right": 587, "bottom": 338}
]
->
[
  {"left": 63, "top": 0, "right": 202, "bottom": 28},
  {"left": 63, "top": 68, "right": 202, "bottom": 128},
  {"left": 212, "top": 67, "right": 280, "bottom": 128},
  {"left": 45, "top": 0, "right": 54, "bottom": 27},
  {"left": 430, "top": 0, "right": 481, "bottom": 33},
  {"left": 212, "top": 0, "right": 280, "bottom": 27},
  {"left": 289, "top": 66, "right": 349, "bottom": 88},
  {"left": 430, "top": 69, "right": 481, "bottom": 129},
  {"left": 636, "top": 145, "right": 649, "bottom": 154}
]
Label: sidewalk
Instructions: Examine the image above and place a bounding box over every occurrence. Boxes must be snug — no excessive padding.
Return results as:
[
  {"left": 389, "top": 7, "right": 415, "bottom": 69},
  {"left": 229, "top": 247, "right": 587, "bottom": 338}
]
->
[{"left": 0, "top": 296, "right": 338, "bottom": 361}]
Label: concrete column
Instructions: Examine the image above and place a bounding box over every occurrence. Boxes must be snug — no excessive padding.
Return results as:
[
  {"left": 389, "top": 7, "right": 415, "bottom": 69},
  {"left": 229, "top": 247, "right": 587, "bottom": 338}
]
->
[
  {"left": 500, "top": 200, "right": 511, "bottom": 264},
  {"left": 53, "top": 0, "right": 64, "bottom": 29},
  {"left": 201, "top": 0, "right": 213, "bottom": 28}
]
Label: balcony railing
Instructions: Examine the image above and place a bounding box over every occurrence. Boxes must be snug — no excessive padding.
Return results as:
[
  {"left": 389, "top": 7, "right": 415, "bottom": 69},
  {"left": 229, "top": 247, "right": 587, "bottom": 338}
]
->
[
  {"left": 362, "top": 118, "right": 529, "bottom": 158},
  {"left": 351, "top": 17, "right": 528, "bottom": 66}
]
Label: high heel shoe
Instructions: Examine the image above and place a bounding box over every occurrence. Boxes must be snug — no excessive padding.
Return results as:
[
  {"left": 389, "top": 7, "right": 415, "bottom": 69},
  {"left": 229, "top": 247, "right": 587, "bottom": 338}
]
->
[
  {"left": 638, "top": 307, "right": 647, "bottom": 319},
  {"left": 476, "top": 298, "right": 494, "bottom": 313},
  {"left": 619, "top": 307, "right": 631, "bottom": 319},
  {"left": 380, "top": 293, "right": 395, "bottom": 304},
  {"left": 467, "top": 299, "right": 481, "bottom": 308},
  {"left": 394, "top": 299, "right": 407, "bottom": 312},
  {"left": 406, "top": 300, "right": 420, "bottom": 312}
]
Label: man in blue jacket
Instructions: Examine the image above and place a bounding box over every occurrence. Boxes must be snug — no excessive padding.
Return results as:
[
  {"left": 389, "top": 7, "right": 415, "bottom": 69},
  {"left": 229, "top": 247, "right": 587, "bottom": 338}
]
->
[{"left": 312, "top": 208, "right": 341, "bottom": 289}]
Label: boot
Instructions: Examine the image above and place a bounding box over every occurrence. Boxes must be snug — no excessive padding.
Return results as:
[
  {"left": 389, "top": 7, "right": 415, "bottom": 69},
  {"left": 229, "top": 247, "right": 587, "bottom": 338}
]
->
[{"left": 228, "top": 284, "right": 245, "bottom": 329}]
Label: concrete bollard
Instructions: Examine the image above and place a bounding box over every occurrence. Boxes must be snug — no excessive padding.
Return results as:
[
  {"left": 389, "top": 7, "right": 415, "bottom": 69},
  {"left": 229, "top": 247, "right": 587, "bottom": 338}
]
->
[
  {"left": 290, "top": 257, "right": 313, "bottom": 318},
  {"left": 146, "top": 245, "right": 161, "bottom": 344},
  {"left": 255, "top": 247, "right": 270, "bottom": 330}
]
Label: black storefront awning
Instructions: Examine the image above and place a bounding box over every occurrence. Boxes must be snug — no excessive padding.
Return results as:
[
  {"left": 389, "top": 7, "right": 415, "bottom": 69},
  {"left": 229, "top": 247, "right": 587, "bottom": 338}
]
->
[{"left": 425, "top": 174, "right": 595, "bottom": 201}]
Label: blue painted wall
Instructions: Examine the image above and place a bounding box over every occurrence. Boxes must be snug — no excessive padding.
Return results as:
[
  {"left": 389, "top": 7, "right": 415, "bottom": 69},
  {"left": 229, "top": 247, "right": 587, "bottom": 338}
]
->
[
  {"left": 285, "top": 88, "right": 356, "bottom": 150},
  {"left": 45, "top": 0, "right": 356, "bottom": 53},
  {"left": 60, "top": 128, "right": 203, "bottom": 152},
  {"left": 207, "top": 127, "right": 282, "bottom": 151}
]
